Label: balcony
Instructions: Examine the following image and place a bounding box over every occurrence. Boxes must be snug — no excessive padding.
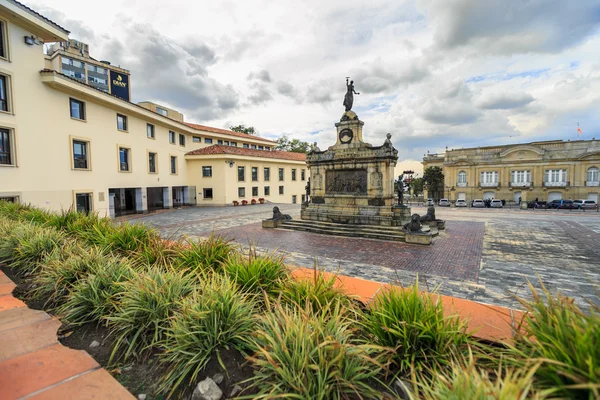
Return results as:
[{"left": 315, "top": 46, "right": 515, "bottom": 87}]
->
[
  {"left": 543, "top": 181, "right": 569, "bottom": 187},
  {"left": 480, "top": 181, "right": 499, "bottom": 188},
  {"left": 510, "top": 181, "right": 532, "bottom": 188},
  {"left": 456, "top": 182, "right": 467, "bottom": 187},
  {"left": 586, "top": 180, "right": 600, "bottom": 187}
]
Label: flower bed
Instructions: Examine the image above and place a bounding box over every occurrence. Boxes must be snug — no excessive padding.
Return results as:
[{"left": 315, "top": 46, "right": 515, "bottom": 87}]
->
[{"left": 0, "top": 201, "right": 597, "bottom": 400}]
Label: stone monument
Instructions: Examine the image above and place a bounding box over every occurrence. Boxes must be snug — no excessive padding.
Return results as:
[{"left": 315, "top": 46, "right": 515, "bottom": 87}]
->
[{"left": 301, "top": 78, "right": 411, "bottom": 227}]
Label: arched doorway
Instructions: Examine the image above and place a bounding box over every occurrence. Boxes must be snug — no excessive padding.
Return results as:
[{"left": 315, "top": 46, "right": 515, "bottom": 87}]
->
[
  {"left": 547, "top": 192, "right": 562, "bottom": 202},
  {"left": 483, "top": 191, "right": 495, "bottom": 200}
]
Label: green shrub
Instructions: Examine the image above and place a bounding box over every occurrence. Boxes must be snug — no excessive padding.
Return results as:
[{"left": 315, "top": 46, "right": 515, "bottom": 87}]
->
[
  {"left": 362, "top": 283, "right": 469, "bottom": 375},
  {"left": 0, "top": 224, "right": 67, "bottom": 275},
  {"left": 0, "top": 216, "right": 18, "bottom": 241},
  {"left": 59, "top": 255, "right": 135, "bottom": 325},
  {"left": 510, "top": 282, "right": 600, "bottom": 399},
  {"left": 223, "top": 249, "right": 289, "bottom": 295},
  {"left": 173, "top": 234, "right": 234, "bottom": 272},
  {"left": 415, "top": 353, "right": 551, "bottom": 400},
  {"left": 33, "top": 245, "right": 109, "bottom": 306},
  {"left": 107, "top": 267, "right": 195, "bottom": 361},
  {"left": 280, "top": 268, "right": 352, "bottom": 314},
  {"left": 247, "top": 300, "right": 389, "bottom": 399},
  {"left": 160, "top": 273, "right": 257, "bottom": 395},
  {"left": 129, "top": 237, "right": 180, "bottom": 268}
]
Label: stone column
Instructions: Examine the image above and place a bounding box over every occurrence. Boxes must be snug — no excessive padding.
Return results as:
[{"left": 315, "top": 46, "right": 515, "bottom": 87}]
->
[{"left": 520, "top": 190, "right": 528, "bottom": 209}]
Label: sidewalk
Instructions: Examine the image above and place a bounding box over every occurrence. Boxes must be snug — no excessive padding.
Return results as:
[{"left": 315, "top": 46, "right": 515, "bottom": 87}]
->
[{"left": 0, "top": 270, "right": 134, "bottom": 400}]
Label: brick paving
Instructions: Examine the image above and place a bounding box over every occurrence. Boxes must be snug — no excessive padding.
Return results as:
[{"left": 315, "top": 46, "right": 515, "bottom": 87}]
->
[{"left": 135, "top": 204, "right": 600, "bottom": 311}]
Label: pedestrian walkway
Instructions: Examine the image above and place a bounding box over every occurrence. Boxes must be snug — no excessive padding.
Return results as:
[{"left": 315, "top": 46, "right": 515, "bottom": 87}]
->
[{"left": 0, "top": 270, "right": 134, "bottom": 400}]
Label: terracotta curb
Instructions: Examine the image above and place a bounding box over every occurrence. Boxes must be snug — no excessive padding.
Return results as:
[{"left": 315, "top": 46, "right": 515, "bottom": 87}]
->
[
  {"left": 0, "top": 270, "right": 134, "bottom": 400},
  {"left": 291, "top": 266, "right": 525, "bottom": 343}
]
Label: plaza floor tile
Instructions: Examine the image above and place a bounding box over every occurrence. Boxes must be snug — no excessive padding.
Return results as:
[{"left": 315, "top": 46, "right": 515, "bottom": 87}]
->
[{"left": 29, "top": 369, "right": 135, "bottom": 400}]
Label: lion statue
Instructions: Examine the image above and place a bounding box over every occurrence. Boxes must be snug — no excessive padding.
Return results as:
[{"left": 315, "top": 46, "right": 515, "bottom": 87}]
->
[
  {"left": 271, "top": 206, "right": 292, "bottom": 221},
  {"left": 420, "top": 206, "right": 436, "bottom": 222},
  {"left": 403, "top": 213, "right": 422, "bottom": 233}
]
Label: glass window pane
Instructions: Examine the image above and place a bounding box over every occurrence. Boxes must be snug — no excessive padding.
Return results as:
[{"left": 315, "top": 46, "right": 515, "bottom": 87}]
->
[{"left": 0, "top": 128, "right": 11, "bottom": 165}]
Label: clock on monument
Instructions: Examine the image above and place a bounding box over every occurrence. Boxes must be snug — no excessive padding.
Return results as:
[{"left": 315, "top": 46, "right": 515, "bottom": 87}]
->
[{"left": 339, "top": 129, "right": 353, "bottom": 144}]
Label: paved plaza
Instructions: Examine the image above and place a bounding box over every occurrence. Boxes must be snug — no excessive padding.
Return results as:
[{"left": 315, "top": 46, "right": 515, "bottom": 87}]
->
[{"left": 134, "top": 204, "right": 600, "bottom": 310}]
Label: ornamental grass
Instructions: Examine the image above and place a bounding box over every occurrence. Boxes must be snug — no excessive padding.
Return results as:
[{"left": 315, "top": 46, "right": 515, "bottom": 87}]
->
[
  {"left": 173, "top": 234, "right": 235, "bottom": 272},
  {"left": 159, "top": 273, "right": 258, "bottom": 396},
  {"left": 222, "top": 248, "right": 289, "bottom": 296}
]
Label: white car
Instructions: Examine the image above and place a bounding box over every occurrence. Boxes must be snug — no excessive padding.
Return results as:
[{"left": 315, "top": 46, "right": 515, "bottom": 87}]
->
[
  {"left": 455, "top": 199, "right": 467, "bottom": 207},
  {"left": 426, "top": 198, "right": 434, "bottom": 206},
  {"left": 490, "top": 199, "right": 503, "bottom": 208},
  {"left": 472, "top": 199, "right": 485, "bottom": 208},
  {"left": 574, "top": 199, "right": 598, "bottom": 209},
  {"left": 438, "top": 198, "right": 451, "bottom": 207}
]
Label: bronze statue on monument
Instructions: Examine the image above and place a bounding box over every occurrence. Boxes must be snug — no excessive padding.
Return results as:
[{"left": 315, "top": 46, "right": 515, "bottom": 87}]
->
[{"left": 343, "top": 77, "right": 360, "bottom": 112}]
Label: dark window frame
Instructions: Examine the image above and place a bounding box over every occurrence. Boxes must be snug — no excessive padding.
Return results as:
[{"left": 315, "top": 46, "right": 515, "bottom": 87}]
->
[
  {"left": 238, "top": 166, "right": 245, "bottom": 182},
  {"left": 252, "top": 187, "right": 258, "bottom": 196},
  {"left": 264, "top": 167, "right": 270, "bottom": 181},
  {"left": 279, "top": 185, "right": 284, "bottom": 195},
  {"left": 292, "top": 195, "right": 297, "bottom": 204},
  {"left": 301, "top": 169, "right": 306, "bottom": 181},
  {"left": 0, "top": 128, "right": 12, "bottom": 165},
  {"left": 69, "top": 98, "right": 85, "bottom": 120},
  {"left": 252, "top": 167, "right": 258, "bottom": 181},
  {"left": 147, "top": 123, "right": 155, "bottom": 139},
  {"left": 169, "top": 131, "right": 176, "bottom": 144},
  {"left": 205, "top": 138, "right": 213, "bottom": 144},
  {"left": 119, "top": 147, "right": 130, "bottom": 172},
  {"left": 238, "top": 187, "right": 245, "bottom": 198},
  {"left": 0, "top": 20, "right": 7, "bottom": 59},
  {"left": 148, "top": 152, "right": 157, "bottom": 173},
  {"left": 116, "top": 114, "right": 127, "bottom": 131},
  {"left": 179, "top": 134, "right": 186, "bottom": 147},
  {"left": 193, "top": 136, "right": 201, "bottom": 143},
  {"left": 0, "top": 74, "right": 8, "bottom": 112},
  {"left": 203, "top": 188, "right": 213, "bottom": 199},
  {"left": 292, "top": 169, "right": 297, "bottom": 181},
  {"left": 75, "top": 193, "right": 92, "bottom": 215},
  {"left": 202, "top": 166, "right": 212, "bottom": 177},
  {"left": 279, "top": 168, "right": 284, "bottom": 181},
  {"left": 264, "top": 186, "right": 270, "bottom": 196},
  {"left": 170, "top": 155, "right": 177, "bottom": 174},
  {"left": 72, "top": 139, "right": 89, "bottom": 170}
]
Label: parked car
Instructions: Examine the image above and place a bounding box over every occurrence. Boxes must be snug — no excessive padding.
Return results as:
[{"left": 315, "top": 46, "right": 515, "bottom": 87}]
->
[
  {"left": 438, "top": 198, "right": 451, "bottom": 207},
  {"left": 527, "top": 200, "right": 547, "bottom": 209},
  {"left": 490, "top": 199, "right": 503, "bottom": 208},
  {"left": 548, "top": 199, "right": 576, "bottom": 209},
  {"left": 472, "top": 199, "right": 485, "bottom": 208},
  {"left": 574, "top": 199, "right": 598, "bottom": 209},
  {"left": 426, "top": 198, "right": 434, "bottom": 206},
  {"left": 455, "top": 199, "right": 467, "bottom": 207}
]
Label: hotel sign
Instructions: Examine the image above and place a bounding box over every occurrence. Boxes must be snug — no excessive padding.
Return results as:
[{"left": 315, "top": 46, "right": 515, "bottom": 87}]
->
[{"left": 109, "top": 70, "right": 129, "bottom": 101}]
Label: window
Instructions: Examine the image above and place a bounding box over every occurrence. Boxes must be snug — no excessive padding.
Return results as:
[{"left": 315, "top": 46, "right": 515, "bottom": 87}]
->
[
  {"left": 252, "top": 167, "right": 258, "bottom": 181},
  {"left": 72, "top": 140, "right": 89, "bottom": 170},
  {"left": 458, "top": 171, "right": 467, "bottom": 184},
  {"left": 179, "top": 134, "right": 186, "bottom": 146},
  {"left": 243, "top": 143, "right": 249, "bottom": 149},
  {"left": 169, "top": 131, "right": 175, "bottom": 144},
  {"left": 511, "top": 170, "right": 531, "bottom": 183},
  {"left": 0, "top": 128, "right": 12, "bottom": 165},
  {"left": 587, "top": 167, "right": 599, "bottom": 182},
  {"left": 203, "top": 188, "right": 213, "bottom": 199},
  {"left": 202, "top": 166, "right": 212, "bottom": 177},
  {"left": 258, "top": 146, "right": 264, "bottom": 150},
  {"left": 251, "top": 145, "right": 257, "bottom": 149},
  {"left": 193, "top": 136, "right": 201, "bottom": 143},
  {"left": 119, "top": 147, "right": 130, "bottom": 171},
  {"left": 147, "top": 124, "right": 155, "bottom": 139},
  {"left": 0, "top": 21, "right": 6, "bottom": 59},
  {"left": 292, "top": 169, "right": 297, "bottom": 181},
  {"left": 156, "top": 107, "right": 168, "bottom": 116},
  {"left": 279, "top": 168, "right": 284, "bottom": 181},
  {"left": 301, "top": 169, "right": 306, "bottom": 181},
  {"left": 117, "top": 114, "right": 127, "bottom": 131},
  {"left": 70, "top": 98, "right": 85, "bottom": 120},
  {"left": 264, "top": 186, "right": 270, "bottom": 196},
  {"left": 88, "top": 76, "right": 107, "bottom": 85},
  {"left": 224, "top": 141, "right": 229, "bottom": 146},
  {"left": 170, "top": 156, "right": 177, "bottom": 174},
  {"left": 148, "top": 152, "right": 157, "bottom": 173},
  {"left": 238, "top": 166, "right": 245, "bottom": 181},
  {"left": 545, "top": 169, "right": 567, "bottom": 183},
  {"left": 0, "top": 75, "right": 8, "bottom": 112},
  {"left": 205, "top": 138, "right": 213, "bottom": 144},
  {"left": 264, "top": 167, "right": 270, "bottom": 181},
  {"left": 231, "top": 141, "right": 237, "bottom": 147},
  {"left": 279, "top": 186, "right": 284, "bottom": 195},
  {"left": 292, "top": 195, "right": 297, "bottom": 204},
  {"left": 238, "top": 187, "right": 245, "bottom": 197},
  {"left": 218, "top": 140, "right": 223, "bottom": 145},
  {"left": 265, "top": 146, "right": 270, "bottom": 151},
  {"left": 480, "top": 171, "right": 498, "bottom": 184},
  {"left": 75, "top": 193, "right": 92, "bottom": 215},
  {"left": 252, "top": 187, "right": 258, "bottom": 196}
]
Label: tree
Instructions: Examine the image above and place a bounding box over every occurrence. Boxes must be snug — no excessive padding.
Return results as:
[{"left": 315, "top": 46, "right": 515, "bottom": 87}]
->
[
  {"left": 275, "top": 135, "right": 310, "bottom": 154},
  {"left": 423, "top": 166, "right": 444, "bottom": 201},
  {"left": 410, "top": 177, "right": 424, "bottom": 196},
  {"left": 230, "top": 125, "right": 257, "bottom": 135}
]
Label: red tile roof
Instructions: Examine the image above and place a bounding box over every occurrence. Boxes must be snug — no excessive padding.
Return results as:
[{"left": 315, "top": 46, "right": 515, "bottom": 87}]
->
[
  {"left": 186, "top": 145, "right": 306, "bottom": 162},
  {"left": 184, "top": 123, "right": 276, "bottom": 143}
]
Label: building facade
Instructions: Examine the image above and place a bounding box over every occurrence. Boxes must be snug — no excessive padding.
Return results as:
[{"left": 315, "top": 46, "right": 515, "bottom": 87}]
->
[
  {"left": 0, "top": 0, "right": 307, "bottom": 217},
  {"left": 422, "top": 139, "right": 600, "bottom": 205}
]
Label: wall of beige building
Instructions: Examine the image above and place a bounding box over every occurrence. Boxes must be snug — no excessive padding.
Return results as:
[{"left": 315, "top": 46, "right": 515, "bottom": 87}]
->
[{"left": 187, "top": 155, "right": 307, "bottom": 206}]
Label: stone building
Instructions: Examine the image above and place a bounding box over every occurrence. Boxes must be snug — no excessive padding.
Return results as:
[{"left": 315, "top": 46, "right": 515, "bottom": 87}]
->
[
  {"left": 0, "top": 0, "right": 307, "bottom": 216},
  {"left": 422, "top": 139, "right": 600, "bottom": 204}
]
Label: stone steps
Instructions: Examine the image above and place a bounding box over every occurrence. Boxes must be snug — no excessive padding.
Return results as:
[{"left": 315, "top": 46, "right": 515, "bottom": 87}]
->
[{"left": 280, "top": 219, "right": 407, "bottom": 242}]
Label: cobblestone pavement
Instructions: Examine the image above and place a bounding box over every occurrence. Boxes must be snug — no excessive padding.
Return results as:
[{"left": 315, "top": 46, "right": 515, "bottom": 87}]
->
[{"left": 134, "top": 204, "right": 600, "bottom": 310}]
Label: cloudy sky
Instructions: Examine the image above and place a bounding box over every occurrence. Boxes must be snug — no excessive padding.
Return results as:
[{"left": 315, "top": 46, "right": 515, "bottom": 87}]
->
[{"left": 33, "top": 0, "right": 600, "bottom": 173}]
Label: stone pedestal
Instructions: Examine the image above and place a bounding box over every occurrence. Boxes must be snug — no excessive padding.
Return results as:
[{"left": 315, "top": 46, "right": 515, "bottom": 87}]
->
[
  {"left": 405, "top": 233, "right": 432, "bottom": 245},
  {"left": 392, "top": 206, "right": 412, "bottom": 226},
  {"left": 302, "top": 111, "right": 401, "bottom": 227},
  {"left": 262, "top": 219, "right": 281, "bottom": 228}
]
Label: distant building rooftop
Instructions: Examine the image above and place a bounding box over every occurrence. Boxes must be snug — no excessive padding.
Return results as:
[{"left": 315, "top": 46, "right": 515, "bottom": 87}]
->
[{"left": 186, "top": 144, "right": 306, "bottom": 162}]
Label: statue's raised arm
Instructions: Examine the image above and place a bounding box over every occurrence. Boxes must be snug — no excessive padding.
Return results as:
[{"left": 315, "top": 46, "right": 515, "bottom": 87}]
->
[{"left": 343, "top": 77, "right": 360, "bottom": 112}]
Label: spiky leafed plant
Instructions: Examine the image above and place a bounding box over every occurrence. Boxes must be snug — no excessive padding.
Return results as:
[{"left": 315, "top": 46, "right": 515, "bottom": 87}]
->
[
  {"left": 222, "top": 247, "right": 289, "bottom": 296},
  {"left": 173, "top": 234, "right": 235, "bottom": 272}
]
